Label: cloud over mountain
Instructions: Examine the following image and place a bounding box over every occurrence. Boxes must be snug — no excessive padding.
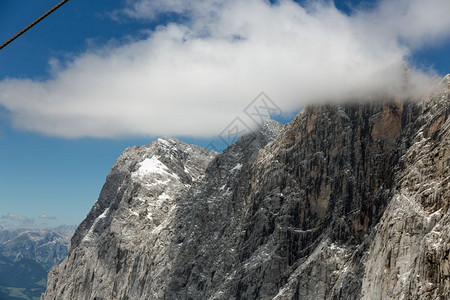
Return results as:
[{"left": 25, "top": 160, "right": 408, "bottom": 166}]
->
[{"left": 0, "top": 0, "right": 449, "bottom": 138}]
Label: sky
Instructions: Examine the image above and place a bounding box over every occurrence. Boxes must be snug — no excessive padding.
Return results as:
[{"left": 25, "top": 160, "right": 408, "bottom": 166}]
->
[{"left": 0, "top": 0, "right": 449, "bottom": 228}]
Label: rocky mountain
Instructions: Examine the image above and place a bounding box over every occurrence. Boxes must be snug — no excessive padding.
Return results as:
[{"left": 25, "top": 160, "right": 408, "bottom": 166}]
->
[
  {"left": 44, "top": 138, "right": 218, "bottom": 299},
  {"left": 43, "top": 75, "right": 449, "bottom": 299}
]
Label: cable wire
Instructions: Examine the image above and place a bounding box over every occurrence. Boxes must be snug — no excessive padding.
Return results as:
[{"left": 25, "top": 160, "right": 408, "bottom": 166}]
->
[{"left": 0, "top": 0, "right": 70, "bottom": 50}]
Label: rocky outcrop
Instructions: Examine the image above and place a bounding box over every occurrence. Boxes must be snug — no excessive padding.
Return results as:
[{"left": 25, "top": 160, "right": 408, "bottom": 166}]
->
[
  {"left": 44, "top": 138, "right": 217, "bottom": 300},
  {"left": 44, "top": 77, "right": 449, "bottom": 300}
]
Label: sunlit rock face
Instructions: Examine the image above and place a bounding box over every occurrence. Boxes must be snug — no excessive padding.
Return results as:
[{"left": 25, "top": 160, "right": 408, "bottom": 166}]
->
[
  {"left": 44, "top": 138, "right": 218, "bottom": 300},
  {"left": 361, "top": 82, "right": 450, "bottom": 300},
  {"left": 44, "top": 77, "right": 449, "bottom": 300}
]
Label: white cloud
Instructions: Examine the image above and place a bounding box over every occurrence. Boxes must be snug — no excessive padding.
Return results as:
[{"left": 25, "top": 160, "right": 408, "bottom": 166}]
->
[
  {"left": 0, "top": 0, "right": 449, "bottom": 138},
  {"left": 1, "top": 213, "right": 35, "bottom": 226},
  {"left": 1, "top": 213, "right": 28, "bottom": 221},
  {"left": 39, "top": 214, "right": 57, "bottom": 220}
]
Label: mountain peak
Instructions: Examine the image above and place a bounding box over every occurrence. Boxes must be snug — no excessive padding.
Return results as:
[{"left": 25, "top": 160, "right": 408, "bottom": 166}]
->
[
  {"left": 45, "top": 88, "right": 450, "bottom": 300},
  {"left": 258, "top": 119, "right": 283, "bottom": 139}
]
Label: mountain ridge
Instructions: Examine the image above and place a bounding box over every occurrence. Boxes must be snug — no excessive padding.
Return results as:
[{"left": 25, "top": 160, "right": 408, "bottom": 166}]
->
[{"left": 43, "top": 77, "right": 449, "bottom": 299}]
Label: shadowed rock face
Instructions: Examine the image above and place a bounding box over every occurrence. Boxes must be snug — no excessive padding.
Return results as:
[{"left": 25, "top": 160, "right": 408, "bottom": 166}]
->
[
  {"left": 164, "top": 102, "right": 422, "bottom": 300},
  {"left": 44, "top": 79, "right": 449, "bottom": 300}
]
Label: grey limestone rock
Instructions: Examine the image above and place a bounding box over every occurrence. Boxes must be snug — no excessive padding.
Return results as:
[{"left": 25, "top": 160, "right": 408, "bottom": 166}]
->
[
  {"left": 44, "top": 77, "right": 450, "bottom": 300},
  {"left": 44, "top": 138, "right": 217, "bottom": 300}
]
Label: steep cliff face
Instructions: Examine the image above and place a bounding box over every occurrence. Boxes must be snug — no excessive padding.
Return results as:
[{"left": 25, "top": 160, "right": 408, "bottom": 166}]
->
[
  {"left": 44, "top": 77, "right": 449, "bottom": 300},
  {"left": 44, "top": 138, "right": 217, "bottom": 300},
  {"left": 164, "top": 101, "right": 423, "bottom": 300},
  {"left": 361, "top": 80, "right": 450, "bottom": 299}
]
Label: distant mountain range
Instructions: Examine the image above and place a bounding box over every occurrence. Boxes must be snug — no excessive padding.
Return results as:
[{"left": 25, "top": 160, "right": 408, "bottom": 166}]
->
[{"left": 0, "top": 225, "right": 75, "bottom": 300}]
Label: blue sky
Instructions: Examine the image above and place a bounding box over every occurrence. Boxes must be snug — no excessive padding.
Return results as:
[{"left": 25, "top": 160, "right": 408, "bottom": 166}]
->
[
  {"left": 0, "top": 0, "right": 145, "bottom": 228},
  {"left": 0, "top": 0, "right": 449, "bottom": 228}
]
